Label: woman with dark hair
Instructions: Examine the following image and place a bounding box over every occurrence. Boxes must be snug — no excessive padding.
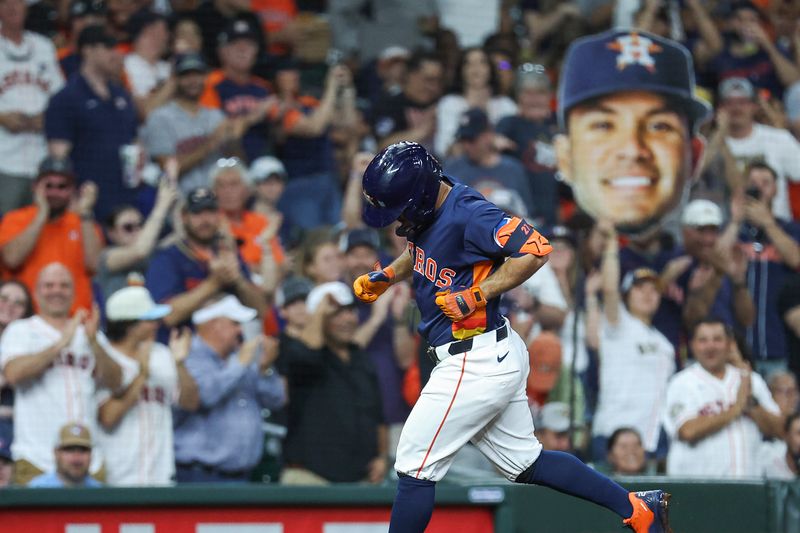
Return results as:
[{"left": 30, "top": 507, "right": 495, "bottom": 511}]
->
[
  {"left": 0, "top": 279, "right": 34, "bottom": 465},
  {"left": 434, "top": 47, "right": 517, "bottom": 157},
  {"left": 606, "top": 427, "right": 647, "bottom": 476},
  {"left": 297, "top": 230, "right": 344, "bottom": 286},
  {"left": 94, "top": 177, "right": 177, "bottom": 301}
]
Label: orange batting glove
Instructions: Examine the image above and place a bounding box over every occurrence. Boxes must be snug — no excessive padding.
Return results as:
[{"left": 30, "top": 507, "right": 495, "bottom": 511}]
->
[
  {"left": 353, "top": 264, "right": 395, "bottom": 303},
  {"left": 435, "top": 286, "right": 487, "bottom": 321}
]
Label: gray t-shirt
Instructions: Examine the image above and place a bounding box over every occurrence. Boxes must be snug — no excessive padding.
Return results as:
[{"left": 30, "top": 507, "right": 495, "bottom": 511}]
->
[
  {"left": 443, "top": 155, "right": 535, "bottom": 217},
  {"left": 142, "top": 101, "right": 225, "bottom": 194}
]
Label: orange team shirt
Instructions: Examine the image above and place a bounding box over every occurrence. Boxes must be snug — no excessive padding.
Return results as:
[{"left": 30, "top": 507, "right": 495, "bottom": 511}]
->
[
  {"left": 0, "top": 207, "right": 102, "bottom": 313},
  {"left": 250, "top": 0, "right": 298, "bottom": 55},
  {"left": 225, "top": 210, "right": 285, "bottom": 267}
]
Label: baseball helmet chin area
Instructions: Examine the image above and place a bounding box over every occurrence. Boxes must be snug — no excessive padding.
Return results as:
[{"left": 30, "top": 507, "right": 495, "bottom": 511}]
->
[{"left": 362, "top": 141, "right": 442, "bottom": 237}]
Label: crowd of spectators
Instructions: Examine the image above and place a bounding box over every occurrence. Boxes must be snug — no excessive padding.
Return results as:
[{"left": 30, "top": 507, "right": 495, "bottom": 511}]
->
[{"left": 0, "top": 0, "right": 799, "bottom": 488}]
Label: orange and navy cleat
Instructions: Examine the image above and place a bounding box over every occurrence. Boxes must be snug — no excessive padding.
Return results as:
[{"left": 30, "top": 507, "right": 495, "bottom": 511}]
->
[{"left": 623, "top": 491, "right": 671, "bottom": 533}]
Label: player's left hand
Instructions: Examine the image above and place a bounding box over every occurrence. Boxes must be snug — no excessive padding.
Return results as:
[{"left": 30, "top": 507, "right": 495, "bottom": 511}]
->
[{"left": 435, "top": 285, "right": 487, "bottom": 322}]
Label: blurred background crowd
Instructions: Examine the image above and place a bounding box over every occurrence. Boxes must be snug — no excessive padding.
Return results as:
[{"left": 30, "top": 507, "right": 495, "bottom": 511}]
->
[{"left": 0, "top": 0, "right": 799, "bottom": 489}]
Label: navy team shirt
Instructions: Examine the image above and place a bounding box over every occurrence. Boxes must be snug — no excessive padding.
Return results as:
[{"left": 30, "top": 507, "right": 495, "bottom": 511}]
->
[
  {"left": 408, "top": 182, "right": 552, "bottom": 347},
  {"left": 45, "top": 73, "right": 138, "bottom": 220}
]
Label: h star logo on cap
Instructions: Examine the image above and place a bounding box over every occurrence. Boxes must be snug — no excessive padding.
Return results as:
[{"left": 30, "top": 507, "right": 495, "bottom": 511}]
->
[{"left": 607, "top": 33, "right": 662, "bottom": 72}]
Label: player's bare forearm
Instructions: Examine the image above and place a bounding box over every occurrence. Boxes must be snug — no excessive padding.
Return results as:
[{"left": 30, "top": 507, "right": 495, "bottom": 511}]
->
[
  {"left": 478, "top": 254, "right": 548, "bottom": 301},
  {"left": 387, "top": 251, "right": 413, "bottom": 283}
]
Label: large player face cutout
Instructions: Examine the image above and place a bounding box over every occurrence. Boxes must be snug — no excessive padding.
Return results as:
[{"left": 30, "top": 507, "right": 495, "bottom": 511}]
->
[
  {"left": 556, "top": 30, "right": 709, "bottom": 235},
  {"left": 556, "top": 91, "right": 694, "bottom": 232}
]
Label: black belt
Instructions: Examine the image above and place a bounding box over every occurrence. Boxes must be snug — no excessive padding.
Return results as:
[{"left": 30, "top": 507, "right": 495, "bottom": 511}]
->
[
  {"left": 176, "top": 461, "right": 249, "bottom": 478},
  {"left": 427, "top": 323, "right": 509, "bottom": 364}
]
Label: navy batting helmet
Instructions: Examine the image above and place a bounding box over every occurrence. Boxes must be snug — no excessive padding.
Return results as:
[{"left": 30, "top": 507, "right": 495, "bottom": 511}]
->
[
  {"left": 362, "top": 142, "right": 442, "bottom": 235},
  {"left": 558, "top": 30, "right": 711, "bottom": 131}
]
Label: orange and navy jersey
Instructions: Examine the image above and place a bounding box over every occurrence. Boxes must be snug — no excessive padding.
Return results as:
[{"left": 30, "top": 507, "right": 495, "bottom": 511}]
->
[
  {"left": 408, "top": 182, "right": 551, "bottom": 346},
  {"left": 200, "top": 70, "right": 273, "bottom": 161}
]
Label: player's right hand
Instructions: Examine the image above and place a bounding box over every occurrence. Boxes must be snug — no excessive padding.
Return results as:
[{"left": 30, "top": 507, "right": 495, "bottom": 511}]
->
[{"left": 353, "top": 264, "right": 395, "bottom": 303}]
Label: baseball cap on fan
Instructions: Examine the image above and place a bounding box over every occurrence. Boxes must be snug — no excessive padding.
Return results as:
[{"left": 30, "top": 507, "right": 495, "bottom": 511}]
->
[
  {"left": 681, "top": 199, "right": 723, "bottom": 227},
  {"left": 56, "top": 423, "right": 93, "bottom": 449},
  {"left": 77, "top": 24, "right": 116, "bottom": 50},
  {"left": 558, "top": 30, "right": 711, "bottom": 131},
  {"left": 249, "top": 156, "right": 287, "bottom": 184},
  {"left": 185, "top": 187, "right": 218, "bottom": 213},
  {"left": 456, "top": 108, "right": 491, "bottom": 141},
  {"left": 306, "top": 282, "right": 354, "bottom": 313},
  {"left": 275, "top": 277, "right": 314, "bottom": 308},
  {"left": 620, "top": 268, "right": 660, "bottom": 295},
  {"left": 69, "top": 0, "right": 106, "bottom": 19},
  {"left": 718, "top": 77, "right": 755, "bottom": 101},
  {"left": 192, "top": 295, "right": 258, "bottom": 325},
  {"left": 174, "top": 53, "right": 208, "bottom": 76},
  {"left": 339, "top": 228, "right": 381, "bottom": 254},
  {"left": 536, "top": 402, "right": 571, "bottom": 433},
  {"left": 218, "top": 19, "right": 259, "bottom": 46},
  {"left": 37, "top": 156, "right": 75, "bottom": 181},
  {"left": 105, "top": 286, "right": 171, "bottom": 321}
]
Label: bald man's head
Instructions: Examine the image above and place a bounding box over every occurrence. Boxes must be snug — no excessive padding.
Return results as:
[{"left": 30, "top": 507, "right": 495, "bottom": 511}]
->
[{"left": 35, "top": 263, "right": 74, "bottom": 318}]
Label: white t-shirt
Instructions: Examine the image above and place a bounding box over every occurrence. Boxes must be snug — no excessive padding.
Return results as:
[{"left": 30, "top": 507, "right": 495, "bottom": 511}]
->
[
  {"left": 725, "top": 124, "right": 800, "bottom": 221},
  {"left": 663, "top": 363, "right": 780, "bottom": 478},
  {"left": 96, "top": 340, "right": 179, "bottom": 486},
  {"left": 0, "top": 31, "right": 64, "bottom": 176},
  {"left": 436, "top": 0, "right": 499, "bottom": 48},
  {"left": 592, "top": 304, "right": 676, "bottom": 451},
  {"left": 0, "top": 316, "right": 107, "bottom": 472},
  {"left": 759, "top": 440, "right": 796, "bottom": 480},
  {"left": 434, "top": 94, "right": 518, "bottom": 157},
  {"left": 124, "top": 53, "right": 171, "bottom": 98}
]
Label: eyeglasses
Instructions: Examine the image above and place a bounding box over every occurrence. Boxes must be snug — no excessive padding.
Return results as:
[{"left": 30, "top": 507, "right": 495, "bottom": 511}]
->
[
  {"left": 495, "top": 59, "right": 513, "bottom": 71},
  {"left": 215, "top": 157, "right": 244, "bottom": 169},
  {"left": 518, "top": 63, "right": 546, "bottom": 75},
  {"left": 119, "top": 222, "right": 143, "bottom": 233}
]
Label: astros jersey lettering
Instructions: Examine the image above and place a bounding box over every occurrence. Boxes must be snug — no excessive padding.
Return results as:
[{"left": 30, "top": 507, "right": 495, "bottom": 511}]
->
[{"left": 410, "top": 182, "right": 551, "bottom": 346}]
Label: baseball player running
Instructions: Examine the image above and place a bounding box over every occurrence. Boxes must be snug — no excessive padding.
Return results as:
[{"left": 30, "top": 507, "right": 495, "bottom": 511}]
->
[{"left": 354, "top": 142, "right": 670, "bottom": 533}]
